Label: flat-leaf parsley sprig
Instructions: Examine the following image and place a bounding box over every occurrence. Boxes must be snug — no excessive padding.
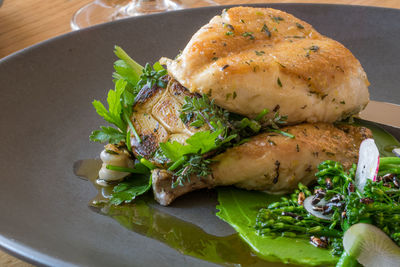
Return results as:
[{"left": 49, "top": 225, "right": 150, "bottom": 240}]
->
[{"left": 90, "top": 46, "right": 168, "bottom": 148}]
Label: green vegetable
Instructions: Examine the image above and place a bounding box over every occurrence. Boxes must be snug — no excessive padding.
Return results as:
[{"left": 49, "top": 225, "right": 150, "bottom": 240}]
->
[
  {"left": 335, "top": 251, "right": 358, "bottom": 267},
  {"left": 109, "top": 172, "right": 152, "bottom": 205},
  {"left": 106, "top": 164, "right": 148, "bottom": 174},
  {"left": 216, "top": 188, "right": 338, "bottom": 266},
  {"left": 159, "top": 130, "right": 222, "bottom": 186},
  {"left": 136, "top": 62, "right": 167, "bottom": 90},
  {"left": 160, "top": 130, "right": 223, "bottom": 162},
  {"left": 217, "top": 120, "right": 400, "bottom": 265},
  {"left": 90, "top": 126, "right": 125, "bottom": 144}
]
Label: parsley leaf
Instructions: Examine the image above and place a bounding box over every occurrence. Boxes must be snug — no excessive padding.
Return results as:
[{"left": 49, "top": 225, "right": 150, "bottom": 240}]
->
[
  {"left": 114, "top": 45, "right": 143, "bottom": 80},
  {"left": 109, "top": 173, "right": 152, "bottom": 205},
  {"left": 90, "top": 126, "right": 125, "bottom": 143},
  {"left": 92, "top": 79, "right": 127, "bottom": 131},
  {"left": 159, "top": 129, "right": 223, "bottom": 163},
  {"left": 185, "top": 129, "right": 222, "bottom": 153},
  {"left": 159, "top": 141, "right": 197, "bottom": 162}
]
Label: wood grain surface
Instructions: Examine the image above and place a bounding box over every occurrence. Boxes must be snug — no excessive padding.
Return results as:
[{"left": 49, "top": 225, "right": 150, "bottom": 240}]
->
[{"left": 0, "top": 0, "right": 399, "bottom": 266}]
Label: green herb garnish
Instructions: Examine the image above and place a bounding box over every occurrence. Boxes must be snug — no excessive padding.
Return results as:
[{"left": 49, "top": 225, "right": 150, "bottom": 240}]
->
[
  {"left": 242, "top": 32, "right": 255, "bottom": 40},
  {"left": 261, "top": 24, "right": 271, "bottom": 37}
]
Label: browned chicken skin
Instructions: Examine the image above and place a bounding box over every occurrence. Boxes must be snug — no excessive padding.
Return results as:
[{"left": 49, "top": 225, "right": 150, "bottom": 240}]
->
[
  {"left": 162, "top": 7, "right": 369, "bottom": 123},
  {"left": 127, "top": 7, "right": 373, "bottom": 206},
  {"left": 152, "top": 123, "right": 372, "bottom": 206}
]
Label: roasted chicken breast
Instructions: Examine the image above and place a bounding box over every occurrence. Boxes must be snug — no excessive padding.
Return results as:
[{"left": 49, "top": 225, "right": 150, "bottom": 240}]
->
[
  {"left": 152, "top": 123, "right": 372, "bottom": 205},
  {"left": 162, "top": 7, "right": 369, "bottom": 123},
  {"left": 128, "top": 7, "right": 373, "bottom": 206}
]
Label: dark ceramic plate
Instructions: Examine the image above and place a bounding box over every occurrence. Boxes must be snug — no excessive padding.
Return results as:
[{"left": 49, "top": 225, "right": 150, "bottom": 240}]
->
[{"left": 1, "top": 4, "right": 400, "bottom": 267}]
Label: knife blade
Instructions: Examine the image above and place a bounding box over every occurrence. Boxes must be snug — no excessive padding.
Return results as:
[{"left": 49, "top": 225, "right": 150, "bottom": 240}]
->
[{"left": 358, "top": 100, "right": 400, "bottom": 128}]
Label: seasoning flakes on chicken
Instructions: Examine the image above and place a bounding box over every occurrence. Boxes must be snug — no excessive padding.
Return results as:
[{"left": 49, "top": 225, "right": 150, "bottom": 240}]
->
[
  {"left": 152, "top": 123, "right": 372, "bottom": 205},
  {"left": 161, "top": 6, "right": 369, "bottom": 124}
]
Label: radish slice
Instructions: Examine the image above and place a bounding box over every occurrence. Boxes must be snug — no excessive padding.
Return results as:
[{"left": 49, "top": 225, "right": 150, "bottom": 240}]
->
[
  {"left": 303, "top": 196, "right": 332, "bottom": 220},
  {"left": 343, "top": 223, "right": 400, "bottom": 267},
  {"left": 355, "top": 139, "right": 380, "bottom": 192}
]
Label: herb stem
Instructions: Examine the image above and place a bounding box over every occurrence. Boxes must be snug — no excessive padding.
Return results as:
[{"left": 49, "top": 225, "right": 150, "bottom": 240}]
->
[
  {"left": 255, "top": 109, "right": 269, "bottom": 121},
  {"left": 125, "top": 131, "right": 132, "bottom": 152},
  {"left": 140, "top": 158, "right": 156, "bottom": 170},
  {"left": 124, "top": 112, "right": 141, "bottom": 143},
  {"left": 168, "top": 156, "right": 187, "bottom": 171},
  {"left": 270, "top": 129, "right": 295, "bottom": 139},
  {"left": 106, "top": 164, "right": 148, "bottom": 174},
  {"left": 379, "top": 157, "right": 400, "bottom": 165}
]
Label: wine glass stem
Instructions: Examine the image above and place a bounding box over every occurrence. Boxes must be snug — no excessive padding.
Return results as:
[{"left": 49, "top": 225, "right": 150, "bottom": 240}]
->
[{"left": 135, "top": 0, "right": 171, "bottom": 13}]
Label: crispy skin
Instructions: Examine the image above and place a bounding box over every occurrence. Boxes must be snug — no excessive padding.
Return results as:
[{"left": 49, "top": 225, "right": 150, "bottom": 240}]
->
[
  {"left": 130, "top": 79, "right": 207, "bottom": 159},
  {"left": 161, "top": 7, "right": 369, "bottom": 123},
  {"left": 212, "top": 123, "right": 371, "bottom": 193},
  {"left": 152, "top": 123, "right": 372, "bottom": 205}
]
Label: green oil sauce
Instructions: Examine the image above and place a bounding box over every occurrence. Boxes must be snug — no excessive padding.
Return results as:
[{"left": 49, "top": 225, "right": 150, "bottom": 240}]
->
[
  {"left": 384, "top": 145, "right": 399, "bottom": 153},
  {"left": 73, "top": 159, "right": 298, "bottom": 267}
]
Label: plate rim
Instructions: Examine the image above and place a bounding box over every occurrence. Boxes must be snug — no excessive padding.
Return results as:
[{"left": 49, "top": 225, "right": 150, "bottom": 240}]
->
[{"left": 1, "top": 3, "right": 400, "bottom": 266}]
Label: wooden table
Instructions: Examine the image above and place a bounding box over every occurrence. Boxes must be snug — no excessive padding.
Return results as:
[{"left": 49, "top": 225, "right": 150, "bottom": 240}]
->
[{"left": 0, "top": 0, "right": 399, "bottom": 265}]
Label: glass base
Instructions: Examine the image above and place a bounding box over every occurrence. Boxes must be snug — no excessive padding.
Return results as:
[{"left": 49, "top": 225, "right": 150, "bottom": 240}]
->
[{"left": 71, "top": 0, "right": 219, "bottom": 30}]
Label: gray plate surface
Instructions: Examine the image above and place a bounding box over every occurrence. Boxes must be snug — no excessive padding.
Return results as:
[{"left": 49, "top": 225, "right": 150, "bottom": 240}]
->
[{"left": 1, "top": 3, "right": 400, "bottom": 267}]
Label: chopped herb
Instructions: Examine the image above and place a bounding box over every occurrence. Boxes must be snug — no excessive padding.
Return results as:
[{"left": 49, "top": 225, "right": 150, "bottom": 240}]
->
[
  {"left": 276, "top": 62, "right": 286, "bottom": 68},
  {"left": 240, "top": 19, "right": 245, "bottom": 23},
  {"left": 261, "top": 24, "right": 271, "bottom": 37},
  {"left": 225, "top": 31, "right": 234, "bottom": 36},
  {"left": 309, "top": 45, "right": 319, "bottom": 52},
  {"left": 336, "top": 66, "right": 344, "bottom": 73},
  {"left": 233, "top": 91, "right": 237, "bottom": 99},
  {"left": 296, "top": 144, "right": 300, "bottom": 152},
  {"left": 277, "top": 77, "right": 283, "bottom": 87},
  {"left": 340, "top": 101, "right": 346, "bottom": 104},
  {"left": 272, "top": 16, "right": 284, "bottom": 23},
  {"left": 296, "top": 22, "right": 304, "bottom": 29},
  {"left": 221, "top": 64, "right": 230, "bottom": 70},
  {"left": 285, "top": 35, "right": 305, "bottom": 39},
  {"left": 223, "top": 23, "right": 235, "bottom": 31},
  {"left": 270, "top": 129, "right": 295, "bottom": 138},
  {"left": 212, "top": 57, "right": 219, "bottom": 61},
  {"left": 255, "top": 50, "right": 265, "bottom": 56},
  {"left": 242, "top": 32, "right": 255, "bottom": 40}
]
